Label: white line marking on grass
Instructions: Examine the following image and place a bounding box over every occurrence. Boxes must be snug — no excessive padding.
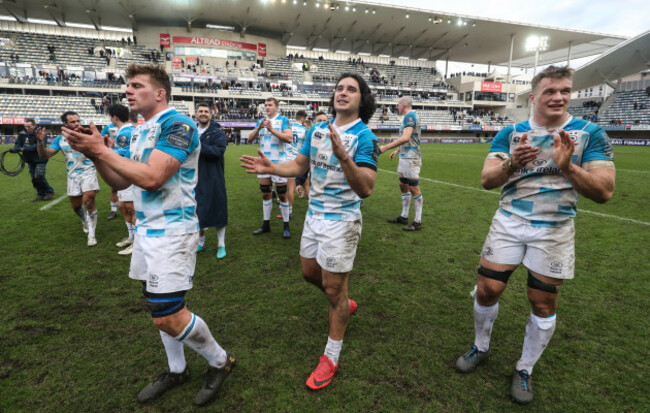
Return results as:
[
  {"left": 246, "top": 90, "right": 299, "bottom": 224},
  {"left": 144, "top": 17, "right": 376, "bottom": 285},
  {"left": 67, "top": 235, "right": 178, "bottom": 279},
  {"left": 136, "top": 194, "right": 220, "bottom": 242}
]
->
[
  {"left": 617, "top": 168, "right": 650, "bottom": 174},
  {"left": 431, "top": 153, "right": 485, "bottom": 159},
  {"left": 39, "top": 195, "right": 67, "bottom": 211},
  {"left": 378, "top": 168, "right": 650, "bottom": 226}
]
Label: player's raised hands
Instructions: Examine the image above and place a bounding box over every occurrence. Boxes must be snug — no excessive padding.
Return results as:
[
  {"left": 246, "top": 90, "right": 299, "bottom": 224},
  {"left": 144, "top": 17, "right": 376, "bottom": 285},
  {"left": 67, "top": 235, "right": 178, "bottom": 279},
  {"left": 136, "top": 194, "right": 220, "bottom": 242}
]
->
[
  {"left": 327, "top": 120, "right": 348, "bottom": 161},
  {"left": 240, "top": 149, "right": 273, "bottom": 174},
  {"left": 63, "top": 122, "right": 107, "bottom": 158},
  {"left": 35, "top": 127, "right": 46, "bottom": 142},
  {"left": 511, "top": 133, "right": 539, "bottom": 168},
  {"left": 553, "top": 129, "right": 575, "bottom": 172}
]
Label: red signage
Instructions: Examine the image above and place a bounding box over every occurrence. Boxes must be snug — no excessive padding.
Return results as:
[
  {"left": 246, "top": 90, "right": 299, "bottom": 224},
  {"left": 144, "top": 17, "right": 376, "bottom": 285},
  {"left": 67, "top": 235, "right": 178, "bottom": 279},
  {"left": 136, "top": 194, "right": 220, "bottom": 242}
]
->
[
  {"left": 1, "top": 117, "right": 24, "bottom": 125},
  {"left": 172, "top": 57, "right": 182, "bottom": 69},
  {"left": 160, "top": 33, "right": 170, "bottom": 48},
  {"left": 186, "top": 56, "right": 197, "bottom": 65},
  {"left": 258, "top": 43, "right": 266, "bottom": 57},
  {"left": 172, "top": 36, "right": 258, "bottom": 51},
  {"left": 480, "top": 82, "right": 502, "bottom": 93}
]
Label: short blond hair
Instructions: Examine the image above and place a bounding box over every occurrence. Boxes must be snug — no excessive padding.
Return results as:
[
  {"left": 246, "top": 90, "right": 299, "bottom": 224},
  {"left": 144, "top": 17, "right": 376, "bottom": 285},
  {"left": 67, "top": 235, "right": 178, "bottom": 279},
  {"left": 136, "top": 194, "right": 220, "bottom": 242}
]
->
[{"left": 398, "top": 96, "right": 412, "bottom": 108}]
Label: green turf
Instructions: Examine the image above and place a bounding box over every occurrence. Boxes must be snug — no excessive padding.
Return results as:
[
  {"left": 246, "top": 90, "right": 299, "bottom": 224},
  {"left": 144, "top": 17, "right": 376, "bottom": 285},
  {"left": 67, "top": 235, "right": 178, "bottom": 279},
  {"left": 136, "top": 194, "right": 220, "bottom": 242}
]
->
[{"left": 0, "top": 143, "right": 648, "bottom": 412}]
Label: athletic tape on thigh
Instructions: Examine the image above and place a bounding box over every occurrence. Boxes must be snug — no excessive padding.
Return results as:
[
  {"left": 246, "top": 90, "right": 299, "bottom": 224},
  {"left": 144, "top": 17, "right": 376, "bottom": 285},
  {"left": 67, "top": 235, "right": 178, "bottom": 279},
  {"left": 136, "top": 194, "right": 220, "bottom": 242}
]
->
[
  {"left": 144, "top": 290, "right": 187, "bottom": 318},
  {"left": 276, "top": 185, "right": 288, "bottom": 194},
  {"left": 527, "top": 271, "right": 558, "bottom": 294},
  {"left": 399, "top": 177, "right": 409, "bottom": 184},
  {"left": 259, "top": 184, "right": 272, "bottom": 193},
  {"left": 478, "top": 265, "right": 514, "bottom": 283}
]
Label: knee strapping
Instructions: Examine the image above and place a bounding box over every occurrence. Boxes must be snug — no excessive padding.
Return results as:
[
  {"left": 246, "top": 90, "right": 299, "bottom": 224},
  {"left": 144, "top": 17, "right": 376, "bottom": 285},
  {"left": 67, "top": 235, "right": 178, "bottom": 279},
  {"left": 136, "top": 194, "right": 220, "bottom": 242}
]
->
[
  {"left": 527, "top": 271, "right": 558, "bottom": 294},
  {"left": 276, "top": 185, "right": 287, "bottom": 194},
  {"left": 478, "top": 265, "right": 514, "bottom": 283},
  {"left": 259, "top": 184, "right": 272, "bottom": 194},
  {"left": 144, "top": 290, "right": 187, "bottom": 318}
]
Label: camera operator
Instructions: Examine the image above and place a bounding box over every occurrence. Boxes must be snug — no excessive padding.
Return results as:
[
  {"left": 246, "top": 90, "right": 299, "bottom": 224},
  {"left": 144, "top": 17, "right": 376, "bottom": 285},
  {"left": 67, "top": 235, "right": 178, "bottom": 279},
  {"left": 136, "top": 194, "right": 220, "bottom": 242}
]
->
[{"left": 10, "top": 119, "right": 55, "bottom": 201}]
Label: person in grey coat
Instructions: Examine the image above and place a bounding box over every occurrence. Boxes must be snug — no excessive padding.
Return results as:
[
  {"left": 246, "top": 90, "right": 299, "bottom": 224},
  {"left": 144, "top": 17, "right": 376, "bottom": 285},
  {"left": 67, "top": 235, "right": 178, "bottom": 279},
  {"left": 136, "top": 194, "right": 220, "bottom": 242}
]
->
[{"left": 194, "top": 103, "right": 228, "bottom": 258}]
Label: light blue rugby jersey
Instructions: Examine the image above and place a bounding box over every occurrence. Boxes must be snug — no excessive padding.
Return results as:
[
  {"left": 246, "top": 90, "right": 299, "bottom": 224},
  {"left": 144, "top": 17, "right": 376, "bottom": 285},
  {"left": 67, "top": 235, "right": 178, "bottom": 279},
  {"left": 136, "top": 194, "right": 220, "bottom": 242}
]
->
[
  {"left": 49, "top": 135, "right": 96, "bottom": 179},
  {"left": 286, "top": 122, "right": 308, "bottom": 161},
  {"left": 256, "top": 114, "right": 290, "bottom": 163},
  {"left": 101, "top": 123, "right": 119, "bottom": 154},
  {"left": 115, "top": 123, "right": 134, "bottom": 158},
  {"left": 398, "top": 110, "right": 421, "bottom": 159},
  {"left": 489, "top": 114, "right": 614, "bottom": 227},
  {"left": 129, "top": 108, "right": 200, "bottom": 237},
  {"left": 299, "top": 118, "right": 379, "bottom": 221}
]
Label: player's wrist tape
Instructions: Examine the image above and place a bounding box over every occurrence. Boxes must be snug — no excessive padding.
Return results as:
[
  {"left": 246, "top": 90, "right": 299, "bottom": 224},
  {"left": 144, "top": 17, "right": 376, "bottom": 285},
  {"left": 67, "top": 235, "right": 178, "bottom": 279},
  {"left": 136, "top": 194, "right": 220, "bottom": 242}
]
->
[
  {"left": 269, "top": 164, "right": 274, "bottom": 174},
  {"left": 501, "top": 158, "right": 516, "bottom": 175}
]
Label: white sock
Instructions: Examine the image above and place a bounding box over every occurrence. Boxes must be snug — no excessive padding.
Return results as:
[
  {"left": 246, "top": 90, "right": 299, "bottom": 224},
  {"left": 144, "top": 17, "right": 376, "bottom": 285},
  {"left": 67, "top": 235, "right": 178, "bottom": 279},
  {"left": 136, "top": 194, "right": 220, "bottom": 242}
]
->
[
  {"left": 110, "top": 202, "right": 118, "bottom": 212},
  {"left": 401, "top": 192, "right": 411, "bottom": 218},
  {"left": 413, "top": 194, "right": 423, "bottom": 223},
  {"left": 198, "top": 234, "right": 206, "bottom": 247},
  {"left": 289, "top": 206, "right": 293, "bottom": 215},
  {"left": 87, "top": 210, "right": 98, "bottom": 238},
  {"left": 126, "top": 222, "right": 134, "bottom": 241},
  {"left": 280, "top": 202, "right": 290, "bottom": 222},
  {"left": 324, "top": 336, "right": 343, "bottom": 365},
  {"left": 216, "top": 227, "right": 225, "bottom": 248},
  {"left": 176, "top": 313, "right": 227, "bottom": 368},
  {"left": 263, "top": 199, "right": 272, "bottom": 221},
  {"left": 474, "top": 299, "right": 499, "bottom": 352},
  {"left": 160, "top": 330, "right": 186, "bottom": 373},
  {"left": 516, "top": 313, "right": 556, "bottom": 374}
]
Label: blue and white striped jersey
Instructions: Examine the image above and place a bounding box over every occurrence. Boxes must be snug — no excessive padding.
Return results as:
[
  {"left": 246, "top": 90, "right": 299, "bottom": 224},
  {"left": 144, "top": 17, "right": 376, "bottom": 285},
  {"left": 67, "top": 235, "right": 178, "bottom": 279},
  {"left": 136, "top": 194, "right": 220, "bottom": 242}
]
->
[
  {"left": 489, "top": 115, "right": 614, "bottom": 227},
  {"left": 256, "top": 114, "right": 290, "bottom": 163},
  {"left": 130, "top": 108, "right": 200, "bottom": 237},
  {"left": 398, "top": 110, "right": 421, "bottom": 159},
  {"left": 115, "top": 123, "right": 134, "bottom": 158},
  {"left": 299, "top": 118, "right": 379, "bottom": 221},
  {"left": 287, "top": 122, "right": 308, "bottom": 161},
  {"left": 49, "top": 135, "right": 96, "bottom": 179}
]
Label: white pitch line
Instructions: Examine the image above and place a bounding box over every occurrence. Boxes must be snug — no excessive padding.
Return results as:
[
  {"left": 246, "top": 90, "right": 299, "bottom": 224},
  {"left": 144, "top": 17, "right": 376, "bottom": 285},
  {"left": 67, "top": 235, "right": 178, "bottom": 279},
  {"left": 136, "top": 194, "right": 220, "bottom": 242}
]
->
[
  {"left": 617, "top": 168, "right": 650, "bottom": 174},
  {"left": 378, "top": 168, "right": 650, "bottom": 226},
  {"left": 39, "top": 195, "right": 67, "bottom": 211}
]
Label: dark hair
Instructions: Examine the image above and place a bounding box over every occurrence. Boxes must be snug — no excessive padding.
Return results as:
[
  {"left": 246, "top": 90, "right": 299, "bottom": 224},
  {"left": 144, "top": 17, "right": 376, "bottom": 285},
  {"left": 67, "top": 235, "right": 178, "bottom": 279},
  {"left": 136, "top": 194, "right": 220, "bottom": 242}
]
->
[
  {"left": 24, "top": 118, "right": 36, "bottom": 126},
  {"left": 265, "top": 97, "right": 279, "bottom": 106},
  {"left": 196, "top": 102, "right": 211, "bottom": 111},
  {"left": 315, "top": 111, "right": 328, "bottom": 118},
  {"left": 328, "top": 72, "right": 376, "bottom": 124},
  {"left": 61, "top": 111, "right": 79, "bottom": 124},
  {"left": 531, "top": 65, "right": 574, "bottom": 93},
  {"left": 107, "top": 104, "right": 129, "bottom": 123},
  {"left": 295, "top": 110, "right": 307, "bottom": 121},
  {"left": 126, "top": 63, "right": 171, "bottom": 103}
]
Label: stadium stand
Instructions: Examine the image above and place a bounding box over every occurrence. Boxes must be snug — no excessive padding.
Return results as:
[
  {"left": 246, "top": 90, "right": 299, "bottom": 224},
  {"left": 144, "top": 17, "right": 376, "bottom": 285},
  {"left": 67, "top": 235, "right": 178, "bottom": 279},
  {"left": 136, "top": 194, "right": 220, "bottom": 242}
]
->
[{"left": 599, "top": 90, "right": 650, "bottom": 125}]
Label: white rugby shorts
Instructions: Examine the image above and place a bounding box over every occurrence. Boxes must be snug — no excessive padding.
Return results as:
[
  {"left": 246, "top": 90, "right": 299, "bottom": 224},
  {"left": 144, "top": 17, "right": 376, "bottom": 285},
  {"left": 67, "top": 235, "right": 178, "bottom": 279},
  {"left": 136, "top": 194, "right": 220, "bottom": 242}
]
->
[
  {"left": 257, "top": 174, "right": 288, "bottom": 184},
  {"left": 129, "top": 232, "right": 199, "bottom": 293},
  {"left": 300, "top": 216, "right": 362, "bottom": 274},
  {"left": 117, "top": 185, "right": 134, "bottom": 202},
  {"left": 397, "top": 157, "right": 421, "bottom": 180},
  {"left": 481, "top": 210, "right": 575, "bottom": 279},
  {"left": 67, "top": 172, "right": 100, "bottom": 197}
]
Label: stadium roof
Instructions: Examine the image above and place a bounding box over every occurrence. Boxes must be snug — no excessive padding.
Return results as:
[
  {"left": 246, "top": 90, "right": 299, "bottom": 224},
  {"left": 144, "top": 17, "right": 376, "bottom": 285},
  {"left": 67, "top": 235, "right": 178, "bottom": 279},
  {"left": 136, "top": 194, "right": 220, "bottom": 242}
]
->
[
  {"left": 1, "top": 0, "right": 627, "bottom": 66},
  {"left": 572, "top": 30, "right": 650, "bottom": 91}
]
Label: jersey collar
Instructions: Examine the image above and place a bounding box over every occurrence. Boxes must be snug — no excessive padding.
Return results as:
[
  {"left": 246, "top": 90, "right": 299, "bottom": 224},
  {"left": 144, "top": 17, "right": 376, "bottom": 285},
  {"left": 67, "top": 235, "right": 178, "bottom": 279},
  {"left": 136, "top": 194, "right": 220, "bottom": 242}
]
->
[
  {"left": 528, "top": 113, "right": 573, "bottom": 132},
  {"left": 331, "top": 117, "right": 362, "bottom": 134}
]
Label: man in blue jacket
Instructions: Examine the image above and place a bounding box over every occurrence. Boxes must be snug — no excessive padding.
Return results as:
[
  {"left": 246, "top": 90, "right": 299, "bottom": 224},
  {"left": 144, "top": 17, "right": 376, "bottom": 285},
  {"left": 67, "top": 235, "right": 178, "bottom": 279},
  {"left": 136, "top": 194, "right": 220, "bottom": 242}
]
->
[{"left": 194, "top": 102, "right": 228, "bottom": 259}]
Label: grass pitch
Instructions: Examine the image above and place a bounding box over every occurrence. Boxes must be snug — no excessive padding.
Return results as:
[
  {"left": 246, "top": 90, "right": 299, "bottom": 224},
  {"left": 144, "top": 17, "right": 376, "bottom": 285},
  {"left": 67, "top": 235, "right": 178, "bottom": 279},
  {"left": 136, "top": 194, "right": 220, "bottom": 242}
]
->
[{"left": 0, "top": 143, "right": 648, "bottom": 412}]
